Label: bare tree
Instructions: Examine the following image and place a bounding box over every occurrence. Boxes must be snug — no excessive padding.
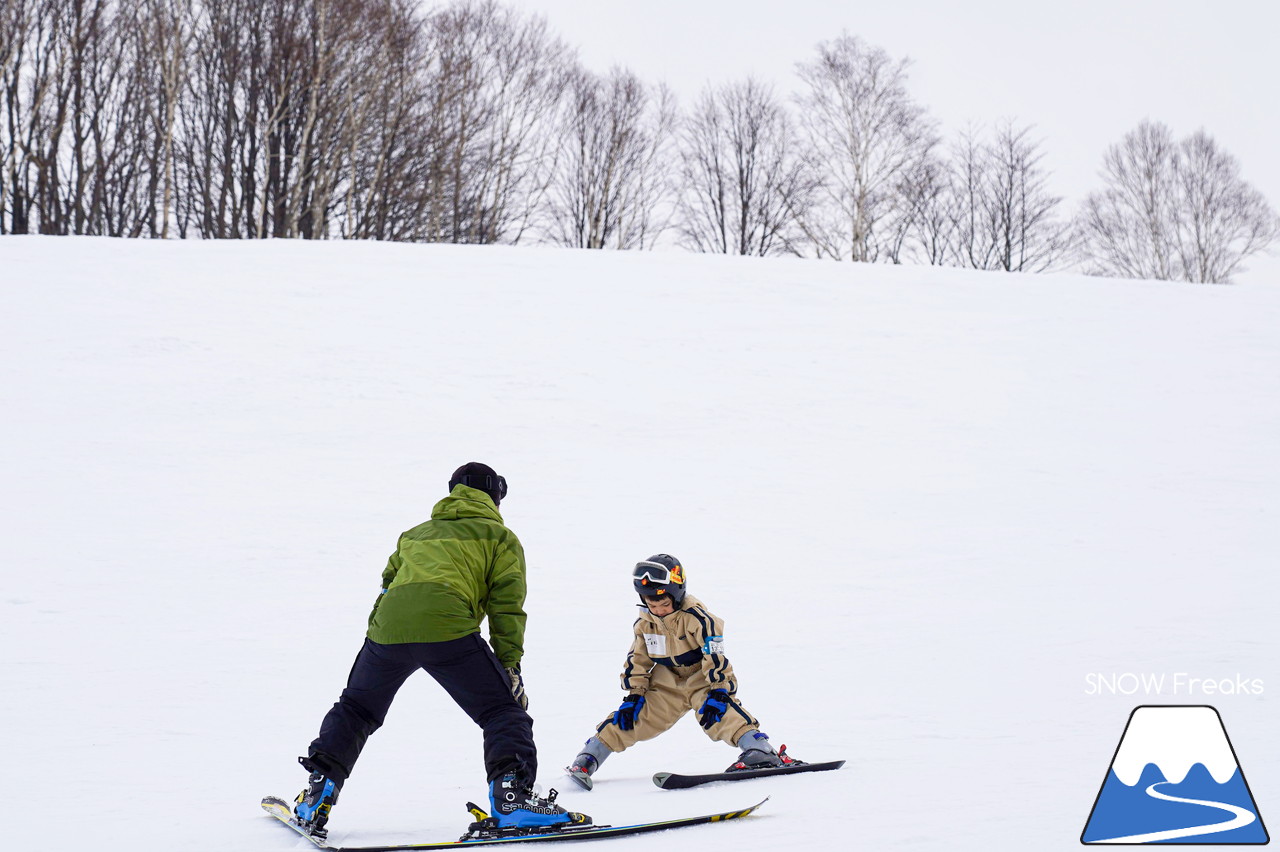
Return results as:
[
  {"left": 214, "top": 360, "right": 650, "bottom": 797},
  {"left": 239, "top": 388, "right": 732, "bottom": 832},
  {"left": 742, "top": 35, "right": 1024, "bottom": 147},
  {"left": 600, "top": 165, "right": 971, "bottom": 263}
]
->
[
  {"left": 1076, "top": 121, "right": 1180, "bottom": 281},
  {"left": 0, "top": 0, "right": 162, "bottom": 237},
  {"left": 1, "top": 0, "right": 43, "bottom": 233},
  {"left": 417, "top": 0, "right": 570, "bottom": 244},
  {"left": 56, "top": 0, "right": 114, "bottom": 234},
  {"left": 81, "top": 0, "right": 149, "bottom": 236},
  {"left": 244, "top": 0, "right": 329, "bottom": 239},
  {"left": 339, "top": 0, "right": 432, "bottom": 241},
  {"left": 1, "top": 0, "right": 158, "bottom": 236},
  {"left": 1078, "top": 121, "right": 1279, "bottom": 283},
  {"left": 611, "top": 80, "right": 675, "bottom": 250},
  {"left": 126, "top": 0, "right": 194, "bottom": 238},
  {"left": 1172, "top": 130, "right": 1279, "bottom": 283},
  {"left": 948, "top": 129, "right": 1000, "bottom": 270},
  {"left": 793, "top": 33, "right": 937, "bottom": 262},
  {"left": 474, "top": 5, "right": 571, "bottom": 244},
  {"left": 893, "top": 153, "right": 955, "bottom": 265},
  {"left": 676, "top": 77, "right": 814, "bottom": 256},
  {"left": 290, "top": 0, "right": 410, "bottom": 240},
  {"left": 178, "top": 0, "right": 271, "bottom": 238},
  {"left": 177, "top": 0, "right": 406, "bottom": 240},
  {"left": 6, "top": 0, "right": 84, "bottom": 234},
  {"left": 4, "top": 0, "right": 429, "bottom": 239},
  {"left": 949, "top": 122, "right": 1070, "bottom": 272},
  {"left": 545, "top": 65, "right": 675, "bottom": 249}
]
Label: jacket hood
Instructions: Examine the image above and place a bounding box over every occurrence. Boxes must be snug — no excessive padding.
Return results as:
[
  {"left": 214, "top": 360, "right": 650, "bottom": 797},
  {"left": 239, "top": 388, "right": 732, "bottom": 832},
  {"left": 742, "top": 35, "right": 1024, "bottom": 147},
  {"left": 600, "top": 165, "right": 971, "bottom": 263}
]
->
[{"left": 431, "top": 484, "right": 504, "bottom": 523}]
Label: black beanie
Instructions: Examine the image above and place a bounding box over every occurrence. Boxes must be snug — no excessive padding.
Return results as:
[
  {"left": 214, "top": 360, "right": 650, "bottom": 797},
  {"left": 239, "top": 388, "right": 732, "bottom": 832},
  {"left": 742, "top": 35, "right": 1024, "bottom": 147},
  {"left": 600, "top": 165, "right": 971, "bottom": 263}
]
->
[{"left": 449, "top": 462, "right": 507, "bottom": 506}]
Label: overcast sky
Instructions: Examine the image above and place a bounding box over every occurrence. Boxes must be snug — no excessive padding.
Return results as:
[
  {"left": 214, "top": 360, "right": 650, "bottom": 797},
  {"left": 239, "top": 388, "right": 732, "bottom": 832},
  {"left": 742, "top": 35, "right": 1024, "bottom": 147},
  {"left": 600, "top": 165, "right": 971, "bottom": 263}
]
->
[{"left": 516, "top": 0, "right": 1280, "bottom": 284}]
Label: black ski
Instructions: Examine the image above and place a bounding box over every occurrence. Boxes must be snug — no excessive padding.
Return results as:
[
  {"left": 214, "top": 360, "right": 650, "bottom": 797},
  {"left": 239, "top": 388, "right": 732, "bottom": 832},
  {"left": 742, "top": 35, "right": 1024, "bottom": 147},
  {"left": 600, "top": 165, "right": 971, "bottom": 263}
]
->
[
  {"left": 653, "top": 759, "right": 845, "bottom": 790},
  {"left": 261, "top": 795, "right": 766, "bottom": 849}
]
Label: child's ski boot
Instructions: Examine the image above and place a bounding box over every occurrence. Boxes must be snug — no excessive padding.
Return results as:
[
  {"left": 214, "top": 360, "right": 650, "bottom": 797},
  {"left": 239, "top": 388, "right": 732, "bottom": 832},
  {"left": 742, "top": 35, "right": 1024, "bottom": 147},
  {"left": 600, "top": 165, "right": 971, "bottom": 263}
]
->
[
  {"left": 488, "top": 771, "right": 590, "bottom": 830},
  {"left": 564, "top": 736, "right": 612, "bottom": 791},
  {"left": 293, "top": 757, "right": 342, "bottom": 837},
  {"left": 726, "top": 731, "right": 800, "bottom": 772}
]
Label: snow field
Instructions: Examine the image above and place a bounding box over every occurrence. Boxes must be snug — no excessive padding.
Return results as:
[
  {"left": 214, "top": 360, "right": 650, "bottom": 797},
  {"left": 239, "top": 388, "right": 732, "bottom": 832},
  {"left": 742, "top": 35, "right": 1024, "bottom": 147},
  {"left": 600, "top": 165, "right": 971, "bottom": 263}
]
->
[{"left": 2, "top": 236, "right": 1277, "bottom": 850}]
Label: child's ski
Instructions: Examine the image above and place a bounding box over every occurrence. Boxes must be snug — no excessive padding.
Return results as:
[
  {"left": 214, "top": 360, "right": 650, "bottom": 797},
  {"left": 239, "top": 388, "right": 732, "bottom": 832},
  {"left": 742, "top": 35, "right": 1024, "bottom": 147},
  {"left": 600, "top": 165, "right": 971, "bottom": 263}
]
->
[
  {"left": 653, "top": 759, "right": 845, "bottom": 790},
  {"left": 261, "top": 795, "right": 766, "bottom": 849}
]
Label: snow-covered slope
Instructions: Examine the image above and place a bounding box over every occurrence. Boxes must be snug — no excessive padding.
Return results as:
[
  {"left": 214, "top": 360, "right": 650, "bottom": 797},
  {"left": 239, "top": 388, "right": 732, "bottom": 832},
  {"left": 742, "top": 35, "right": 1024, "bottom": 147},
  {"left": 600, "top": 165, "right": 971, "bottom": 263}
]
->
[{"left": 2, "top": 236, "right": 1277, "bottom": 851}]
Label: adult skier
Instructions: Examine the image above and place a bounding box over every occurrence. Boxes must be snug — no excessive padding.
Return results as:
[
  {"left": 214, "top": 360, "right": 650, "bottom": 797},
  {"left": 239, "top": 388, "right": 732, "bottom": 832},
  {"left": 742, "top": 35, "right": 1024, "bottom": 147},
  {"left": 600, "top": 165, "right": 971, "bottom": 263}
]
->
[
  {"left": 293, "top": 463, "right": 588, "bottom": 835},
  {"left": 565, "top": 554, "right": 799, "bottom": 788}
]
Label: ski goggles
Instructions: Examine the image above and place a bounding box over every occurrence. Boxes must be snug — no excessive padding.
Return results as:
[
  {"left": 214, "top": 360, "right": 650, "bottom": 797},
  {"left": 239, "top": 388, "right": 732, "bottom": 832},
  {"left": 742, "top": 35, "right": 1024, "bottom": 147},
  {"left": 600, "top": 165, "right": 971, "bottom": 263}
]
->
[{"left": 633, "top": 560, "right": 682, "bottom": 585}]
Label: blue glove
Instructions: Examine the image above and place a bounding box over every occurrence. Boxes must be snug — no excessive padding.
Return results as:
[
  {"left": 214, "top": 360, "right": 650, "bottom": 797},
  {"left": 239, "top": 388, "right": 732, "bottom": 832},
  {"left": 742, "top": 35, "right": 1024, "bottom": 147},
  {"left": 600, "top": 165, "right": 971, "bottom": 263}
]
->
[
  {"left": 612, "top": 694, "right": 646, "bottom": 730},
  {"left": 698, "top": 689, "right": 729, "bottom": 729}
]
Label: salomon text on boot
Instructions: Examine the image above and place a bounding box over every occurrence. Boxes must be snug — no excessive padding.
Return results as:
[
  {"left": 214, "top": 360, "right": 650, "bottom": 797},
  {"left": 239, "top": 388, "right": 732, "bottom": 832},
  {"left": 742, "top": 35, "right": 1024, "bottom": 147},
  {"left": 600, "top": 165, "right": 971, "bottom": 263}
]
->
[{"left": 488, "top": 771, "right": 590, "bottom": 830}]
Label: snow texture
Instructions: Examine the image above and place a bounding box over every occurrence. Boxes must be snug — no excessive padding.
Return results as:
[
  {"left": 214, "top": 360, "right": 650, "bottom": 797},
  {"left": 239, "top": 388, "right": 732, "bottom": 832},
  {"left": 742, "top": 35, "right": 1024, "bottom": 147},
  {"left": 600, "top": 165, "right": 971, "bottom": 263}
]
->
[{"left": 2, "top": 236, "right": 1277, "bottom": 851}]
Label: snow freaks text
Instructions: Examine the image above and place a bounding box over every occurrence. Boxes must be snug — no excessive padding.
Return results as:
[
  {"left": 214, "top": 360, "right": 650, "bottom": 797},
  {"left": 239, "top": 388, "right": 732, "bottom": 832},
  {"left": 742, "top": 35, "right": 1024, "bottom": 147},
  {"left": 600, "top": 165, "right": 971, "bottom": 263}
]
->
[{"left": 1084, "top": 673, "right": 1265, "bottom": 697}]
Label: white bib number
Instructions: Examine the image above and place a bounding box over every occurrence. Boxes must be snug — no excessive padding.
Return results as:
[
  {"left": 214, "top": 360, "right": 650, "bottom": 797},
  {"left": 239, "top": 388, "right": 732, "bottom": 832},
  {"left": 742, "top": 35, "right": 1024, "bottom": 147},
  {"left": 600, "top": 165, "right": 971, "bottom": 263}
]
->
[{"left": 643, "top": 633, "right": 667, "bottom": 656}]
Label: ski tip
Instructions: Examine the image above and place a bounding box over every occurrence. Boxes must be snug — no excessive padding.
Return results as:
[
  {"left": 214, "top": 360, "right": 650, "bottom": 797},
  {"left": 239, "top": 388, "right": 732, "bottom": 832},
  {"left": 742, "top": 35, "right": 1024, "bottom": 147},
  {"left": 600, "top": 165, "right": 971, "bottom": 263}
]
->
[
  {"left": 716, "top": 797, "right": 770, "bottom": 821},
  {"left": 260, "top": 796, "right": 293, "bottom": 819},
  {"left": 652, "top": 772, "right": 672, "bottom": 788}
]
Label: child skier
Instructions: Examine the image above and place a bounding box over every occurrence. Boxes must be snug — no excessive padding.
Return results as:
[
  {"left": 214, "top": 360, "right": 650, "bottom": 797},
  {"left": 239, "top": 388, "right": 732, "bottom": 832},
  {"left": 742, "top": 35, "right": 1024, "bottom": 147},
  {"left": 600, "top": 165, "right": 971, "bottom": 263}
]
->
[{"left": 565, "top": 554, "right": 798, "bottom": 789}]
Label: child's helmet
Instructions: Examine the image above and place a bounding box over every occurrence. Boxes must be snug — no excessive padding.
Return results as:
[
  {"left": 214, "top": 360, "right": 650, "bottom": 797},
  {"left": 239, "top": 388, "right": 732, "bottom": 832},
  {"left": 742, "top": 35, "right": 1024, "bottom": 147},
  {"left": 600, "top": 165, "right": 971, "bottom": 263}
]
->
[{"left": 633, "top": 554, "right": 686, "bottom": 607}]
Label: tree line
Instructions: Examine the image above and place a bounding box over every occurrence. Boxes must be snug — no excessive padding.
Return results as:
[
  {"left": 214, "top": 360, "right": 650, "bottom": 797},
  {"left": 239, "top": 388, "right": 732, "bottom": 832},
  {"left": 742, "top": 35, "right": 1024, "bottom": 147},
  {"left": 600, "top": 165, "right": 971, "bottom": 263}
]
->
[{"left": 3, "top": 0, "right": 1277, "bottom": 282}]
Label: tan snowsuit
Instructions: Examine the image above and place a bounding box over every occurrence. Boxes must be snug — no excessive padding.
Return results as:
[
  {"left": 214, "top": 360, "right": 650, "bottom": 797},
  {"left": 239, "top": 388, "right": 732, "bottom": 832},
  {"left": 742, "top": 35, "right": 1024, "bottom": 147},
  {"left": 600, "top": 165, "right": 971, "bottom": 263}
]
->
[{"left": 594, "top": 595, "right": 760, "bottom": 752}]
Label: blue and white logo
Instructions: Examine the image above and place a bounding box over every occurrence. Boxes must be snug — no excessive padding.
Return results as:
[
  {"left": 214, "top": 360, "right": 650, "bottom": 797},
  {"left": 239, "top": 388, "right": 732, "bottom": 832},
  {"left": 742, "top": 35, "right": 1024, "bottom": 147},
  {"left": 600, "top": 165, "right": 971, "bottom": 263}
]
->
[{"left": 1082, "top": 706, "right": 1268, "bottom": 844}]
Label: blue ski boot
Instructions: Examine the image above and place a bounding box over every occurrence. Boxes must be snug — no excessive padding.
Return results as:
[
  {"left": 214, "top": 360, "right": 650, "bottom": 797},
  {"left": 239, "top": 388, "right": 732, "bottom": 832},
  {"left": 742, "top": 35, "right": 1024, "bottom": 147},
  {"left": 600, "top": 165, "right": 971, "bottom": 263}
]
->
[
  {"left": 294, "top": 757, "right": 342, "bottom": 837},
  {"left": 488, "top": 771, "right": 590, "bottom": 829}
]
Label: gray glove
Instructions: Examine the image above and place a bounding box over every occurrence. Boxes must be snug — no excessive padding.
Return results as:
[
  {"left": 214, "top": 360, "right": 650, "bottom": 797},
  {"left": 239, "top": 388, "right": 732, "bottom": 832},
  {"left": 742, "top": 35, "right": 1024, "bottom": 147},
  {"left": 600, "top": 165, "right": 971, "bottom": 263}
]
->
[{"left": 506, "top": 665, "right": 528, "bottom": 709}]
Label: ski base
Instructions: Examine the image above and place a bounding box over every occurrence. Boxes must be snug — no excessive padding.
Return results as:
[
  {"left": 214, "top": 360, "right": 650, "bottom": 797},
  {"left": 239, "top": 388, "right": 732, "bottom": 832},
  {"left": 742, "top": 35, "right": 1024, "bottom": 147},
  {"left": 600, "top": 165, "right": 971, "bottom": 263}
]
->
[
  {"left": 262, "top": 794, "right": 767, "bottom": 849},
  {"left": 653, "top": 759, "right": 845, "bottom": 790}
]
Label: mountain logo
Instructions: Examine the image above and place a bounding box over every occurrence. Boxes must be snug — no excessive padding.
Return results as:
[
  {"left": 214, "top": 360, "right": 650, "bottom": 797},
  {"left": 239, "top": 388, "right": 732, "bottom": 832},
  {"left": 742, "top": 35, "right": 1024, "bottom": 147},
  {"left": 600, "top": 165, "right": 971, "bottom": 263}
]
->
[{"left": 1082, "top": 705, "right": 1268, "bottom": 844}]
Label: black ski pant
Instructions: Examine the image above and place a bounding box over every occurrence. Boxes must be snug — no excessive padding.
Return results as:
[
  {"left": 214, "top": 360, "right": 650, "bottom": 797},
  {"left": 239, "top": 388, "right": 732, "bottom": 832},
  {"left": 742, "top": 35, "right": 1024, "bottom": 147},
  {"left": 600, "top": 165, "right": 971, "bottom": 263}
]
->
[{"left": 307, "top": 633, "right": 535, "bottom": 784}]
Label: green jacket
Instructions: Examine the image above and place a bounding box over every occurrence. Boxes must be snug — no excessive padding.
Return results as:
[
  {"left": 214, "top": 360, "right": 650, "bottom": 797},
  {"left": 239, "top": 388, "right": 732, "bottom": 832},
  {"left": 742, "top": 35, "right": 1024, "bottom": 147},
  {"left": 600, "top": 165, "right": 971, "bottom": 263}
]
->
[{"left": 366, "top": 485, "right": 527, "bottom": 665}]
